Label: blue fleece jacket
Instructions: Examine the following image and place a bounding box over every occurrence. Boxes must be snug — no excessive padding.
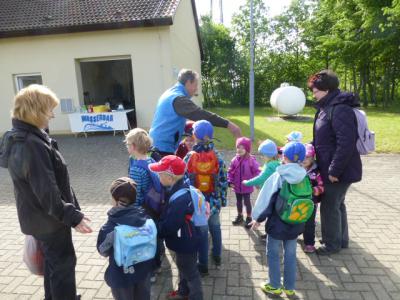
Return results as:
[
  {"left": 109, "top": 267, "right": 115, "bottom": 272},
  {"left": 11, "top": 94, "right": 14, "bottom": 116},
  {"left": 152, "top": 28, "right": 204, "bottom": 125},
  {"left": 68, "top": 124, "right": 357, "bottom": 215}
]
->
[
  {"left": 252, "top": 163, "right": 307, "bottom": 240},
  {"left": 158, "top": 178, "right": 200, "bottom": 253},
  {"left": 97, "top": 205, "right": 154, "bottom": 288}
]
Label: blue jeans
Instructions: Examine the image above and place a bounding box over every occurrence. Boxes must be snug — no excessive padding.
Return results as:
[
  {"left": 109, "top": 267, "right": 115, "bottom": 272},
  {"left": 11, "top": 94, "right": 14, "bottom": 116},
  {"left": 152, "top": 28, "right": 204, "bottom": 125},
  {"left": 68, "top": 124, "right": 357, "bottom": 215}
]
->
[
  {"left": 266, "top": 235, "right": 297, "bottom": 290},
  {"left": 198, "top": 211, "right": 222, "bottom": 267}
]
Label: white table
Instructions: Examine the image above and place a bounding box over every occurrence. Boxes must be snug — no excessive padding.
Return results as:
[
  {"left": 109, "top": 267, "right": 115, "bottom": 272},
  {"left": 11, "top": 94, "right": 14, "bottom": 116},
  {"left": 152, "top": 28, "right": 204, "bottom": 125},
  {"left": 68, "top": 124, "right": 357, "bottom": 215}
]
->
[{"left": 68, "top": 109, "right": 134, "bottom": 136}]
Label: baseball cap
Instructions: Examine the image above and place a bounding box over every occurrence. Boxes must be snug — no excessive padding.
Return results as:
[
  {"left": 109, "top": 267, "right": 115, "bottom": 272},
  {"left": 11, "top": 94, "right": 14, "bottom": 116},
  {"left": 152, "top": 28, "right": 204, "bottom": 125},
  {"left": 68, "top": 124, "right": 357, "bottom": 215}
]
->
[
  {"left": 283, "top": 142, "right": 306, "bottom": 163},
  {"left": 148, "top": 155, "right": 186, "bottom": 176},
  {"left": 183, "top": 121, "right": 195, "bottom": 137},
  {"left": 193, "top": 120, "right": 213, "bottom": 140}
]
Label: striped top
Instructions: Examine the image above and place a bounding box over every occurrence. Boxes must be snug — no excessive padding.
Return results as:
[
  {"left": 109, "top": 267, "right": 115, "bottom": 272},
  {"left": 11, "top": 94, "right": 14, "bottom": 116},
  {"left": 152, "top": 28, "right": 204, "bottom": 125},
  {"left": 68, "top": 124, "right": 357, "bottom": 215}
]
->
[{"left": 128, "top": 157, "right": 154, "bottom": 207}]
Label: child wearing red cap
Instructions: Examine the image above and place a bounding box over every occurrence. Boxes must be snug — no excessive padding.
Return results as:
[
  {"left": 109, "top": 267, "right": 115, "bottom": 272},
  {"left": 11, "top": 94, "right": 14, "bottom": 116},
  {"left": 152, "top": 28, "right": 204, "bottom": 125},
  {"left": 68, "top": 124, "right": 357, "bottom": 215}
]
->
[
  {"left": 228, "top": 137, "right": 260, "bottom": 228},
  {"left": 149, "top": 156, "right": 204, "bottom": 300}
]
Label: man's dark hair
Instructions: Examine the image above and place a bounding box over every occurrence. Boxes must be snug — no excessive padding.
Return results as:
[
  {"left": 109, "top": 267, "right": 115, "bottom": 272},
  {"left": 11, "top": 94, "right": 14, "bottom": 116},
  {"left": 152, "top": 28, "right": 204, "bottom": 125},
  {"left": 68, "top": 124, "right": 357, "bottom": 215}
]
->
[
  {"left": 110, "top": 177, "right": 137, "bottom": 206},
  {"left": 307, "top": 69, "right": 340, "bottom": 92},
  {"left": 178, "top": 69, "right": 199, "bottom": 85}
]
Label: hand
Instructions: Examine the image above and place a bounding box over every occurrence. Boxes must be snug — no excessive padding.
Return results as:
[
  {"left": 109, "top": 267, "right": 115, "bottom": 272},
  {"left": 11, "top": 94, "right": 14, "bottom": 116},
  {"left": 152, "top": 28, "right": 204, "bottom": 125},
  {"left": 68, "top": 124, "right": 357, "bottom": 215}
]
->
[
  {"left": 328, "top": 175, "right": 339, "bottom": 183},
  {"left": 242, "top": 180, "right": 248, "bottom": 185},
  {"left": 227, "top": 121, "right": 242, "bottom": 138},
  {"left": 74, "top": 216, "right": 93, "bottom": 234},
  {"left": 249, "top": 220, "right": 260, "bottom": 230}
]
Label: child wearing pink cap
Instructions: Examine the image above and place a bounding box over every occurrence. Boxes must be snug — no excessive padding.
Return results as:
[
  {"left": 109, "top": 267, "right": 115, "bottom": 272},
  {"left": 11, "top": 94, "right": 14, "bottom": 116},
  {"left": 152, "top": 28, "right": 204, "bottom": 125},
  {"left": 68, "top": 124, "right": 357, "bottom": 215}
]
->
[
  {"left": 302, "top": 144, "right": 324, "bottom": 253},
  {"left": 228, "top": 137, "right": 260, "bottom": 228}
]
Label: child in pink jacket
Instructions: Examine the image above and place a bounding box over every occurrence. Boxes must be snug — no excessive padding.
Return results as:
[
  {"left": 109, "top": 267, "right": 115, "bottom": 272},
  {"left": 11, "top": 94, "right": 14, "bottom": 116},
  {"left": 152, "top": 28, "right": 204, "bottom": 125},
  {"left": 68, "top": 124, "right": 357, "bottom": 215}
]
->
[{"left": 228, "top": 137, "right": 260, "bottom": 228}]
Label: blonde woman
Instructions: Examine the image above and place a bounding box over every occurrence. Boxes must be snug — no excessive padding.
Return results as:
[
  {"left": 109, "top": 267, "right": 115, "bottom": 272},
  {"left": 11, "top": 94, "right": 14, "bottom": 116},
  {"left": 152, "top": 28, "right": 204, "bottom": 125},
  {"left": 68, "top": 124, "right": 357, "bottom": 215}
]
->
[{"left": 1, "top": 85, "right": 92, "bottom": 299}]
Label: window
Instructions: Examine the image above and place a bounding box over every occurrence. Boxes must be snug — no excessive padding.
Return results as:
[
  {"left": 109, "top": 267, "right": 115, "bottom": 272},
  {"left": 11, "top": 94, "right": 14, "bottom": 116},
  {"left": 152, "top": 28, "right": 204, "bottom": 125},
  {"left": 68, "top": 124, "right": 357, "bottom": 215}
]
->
[{"left": 14, "top": 74, "right": 43, "bottom": 91}]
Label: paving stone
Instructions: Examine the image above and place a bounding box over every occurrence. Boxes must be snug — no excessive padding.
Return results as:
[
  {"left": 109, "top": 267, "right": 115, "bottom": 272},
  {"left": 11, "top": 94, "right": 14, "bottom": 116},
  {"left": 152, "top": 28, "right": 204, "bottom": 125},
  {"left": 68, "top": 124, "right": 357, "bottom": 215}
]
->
[{"left": 0, "top": 136, "right": 399, "bottom": 299}]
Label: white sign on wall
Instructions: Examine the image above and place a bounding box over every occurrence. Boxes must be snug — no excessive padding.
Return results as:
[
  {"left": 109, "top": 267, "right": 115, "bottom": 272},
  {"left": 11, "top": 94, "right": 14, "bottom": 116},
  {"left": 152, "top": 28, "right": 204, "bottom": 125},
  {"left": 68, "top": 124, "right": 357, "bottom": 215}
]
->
[{"left": 68, "top": 110, "right": 133, "bottom": 133}]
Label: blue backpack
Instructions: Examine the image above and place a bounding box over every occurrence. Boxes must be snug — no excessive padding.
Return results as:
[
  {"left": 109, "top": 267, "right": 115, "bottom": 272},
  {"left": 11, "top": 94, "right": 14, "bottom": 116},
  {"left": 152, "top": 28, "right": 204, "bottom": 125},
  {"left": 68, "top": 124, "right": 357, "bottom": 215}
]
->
[
  {"left": 114, "top": 219, "right": 157, "bottom": 273},
  {"left": 130, "top": 159, "right": 164, "bottom": 217},
  {"left": 169, "top": 186, "right": 209, "bottom": 227}
]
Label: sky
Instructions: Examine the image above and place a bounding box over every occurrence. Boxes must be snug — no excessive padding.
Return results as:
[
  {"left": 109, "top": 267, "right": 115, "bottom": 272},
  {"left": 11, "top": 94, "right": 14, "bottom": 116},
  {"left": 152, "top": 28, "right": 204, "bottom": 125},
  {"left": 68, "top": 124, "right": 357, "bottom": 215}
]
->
[{"left": 194, "top": 0, "right": 293, "bottom": 26}]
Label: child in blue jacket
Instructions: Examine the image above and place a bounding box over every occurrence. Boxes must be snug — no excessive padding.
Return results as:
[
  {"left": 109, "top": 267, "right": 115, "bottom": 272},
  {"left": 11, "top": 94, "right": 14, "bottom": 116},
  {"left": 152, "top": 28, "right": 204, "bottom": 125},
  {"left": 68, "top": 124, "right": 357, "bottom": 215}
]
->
[
  {"left": 251, "top": 142, "right": 307, "bottom": 297},
  {"left": 149, "top": 155, "right": 203, "bottom": 300},
  {"left": 97, "top": 177, "right": 154, "bottom": 300}
]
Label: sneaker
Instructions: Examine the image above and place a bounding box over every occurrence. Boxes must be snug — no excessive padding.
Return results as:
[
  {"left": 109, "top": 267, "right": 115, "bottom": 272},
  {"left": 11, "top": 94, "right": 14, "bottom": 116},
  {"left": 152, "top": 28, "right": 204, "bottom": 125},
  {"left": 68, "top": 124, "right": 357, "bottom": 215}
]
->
[
  {"left": 316, "top": 246, "right": 340, "bottom": 256},
  {"left": 283, "top": 288, "right": 296, "bottom": 296},
  {"left": 260, "top": 283, "right": 282, "bottom": 295},
  {"left": 232, "top": 215, "right": 243, "bottom": 225},
  {"left": 197, "top": 264, "right": 209, "bottom": 276},
  {"left": 150, "top": 274, "right": 157, "bottom": 283},
  {"left": 166, "top": 290, "right": 188, "bottom": 300},
  {"left": 244, "top": 217, "right": 253, "bottom": 229},
  {"left": 304, "top": 245, "right": 316, "bottom": 253},
  {"left": 212, "top": 255, "right": 221, "bottom": 266}
]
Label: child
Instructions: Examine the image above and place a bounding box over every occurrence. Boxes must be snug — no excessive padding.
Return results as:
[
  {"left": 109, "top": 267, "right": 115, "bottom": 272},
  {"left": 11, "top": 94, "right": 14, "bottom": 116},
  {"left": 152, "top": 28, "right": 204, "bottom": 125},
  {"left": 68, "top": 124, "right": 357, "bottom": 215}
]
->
[
  {"left": 125, "top": 128, "right": 164, "bottom": 282},
  {"left": 251, "top": 142, "right": 308, "bottom": 296},
  {"left": 229, "top": 137, "right": 260, "bottom": 228},
  {"left": 184, "top": 120, "right": 227, "bottom": 275},
  {"left": 302, "top": 144, "right": 324, "bottom": 253},
  {"left": 176, "top": 121, "right": 195, "bottom": 159},
  {"left": 97, "top": 177, "right": 154, "bottom": 300},
  {"left": 125, "top": 128, "right": 155, "bottom": 209},
  {"left": 149, "top": 156, "right": 204, "bottom": 300},
  {"left": 243, "top": 139, "right": 280, "bottom": 188},
  {"left": 286, "top": 131, "right": 303, "bottom": 142}
]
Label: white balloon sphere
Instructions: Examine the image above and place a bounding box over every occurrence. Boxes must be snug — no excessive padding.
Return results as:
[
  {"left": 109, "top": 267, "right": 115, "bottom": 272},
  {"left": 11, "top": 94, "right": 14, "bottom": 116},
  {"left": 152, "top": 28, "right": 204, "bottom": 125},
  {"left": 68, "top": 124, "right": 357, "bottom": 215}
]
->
[{"left": 270, "top": 85, "right": 306, "bottom": 115}]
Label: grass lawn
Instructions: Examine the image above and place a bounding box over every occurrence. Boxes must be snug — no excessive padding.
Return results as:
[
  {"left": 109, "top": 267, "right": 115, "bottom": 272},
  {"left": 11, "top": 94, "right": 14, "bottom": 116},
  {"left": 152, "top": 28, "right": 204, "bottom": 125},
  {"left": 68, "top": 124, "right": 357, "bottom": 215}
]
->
[{"left": 209, "top": 106, "right": 400, "bottom": 153}]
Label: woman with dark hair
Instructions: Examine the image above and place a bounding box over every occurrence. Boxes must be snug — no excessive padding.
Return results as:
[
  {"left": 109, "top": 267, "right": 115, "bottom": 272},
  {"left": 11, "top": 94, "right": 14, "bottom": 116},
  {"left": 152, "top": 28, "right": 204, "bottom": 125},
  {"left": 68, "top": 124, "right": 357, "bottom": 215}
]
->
[{"left": 308, "top": 70, "right": 362, "bottom": 255}]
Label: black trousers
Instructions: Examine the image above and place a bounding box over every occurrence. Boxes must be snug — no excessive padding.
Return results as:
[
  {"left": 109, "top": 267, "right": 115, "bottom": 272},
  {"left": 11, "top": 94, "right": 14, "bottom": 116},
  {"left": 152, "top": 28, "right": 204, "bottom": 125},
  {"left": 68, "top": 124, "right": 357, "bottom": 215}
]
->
[
  {"left": 111, "top": 273, "right": 151, "bottom": 300},
  {"left": 35, "top": 227, "right": 78, "bottom": 300}
]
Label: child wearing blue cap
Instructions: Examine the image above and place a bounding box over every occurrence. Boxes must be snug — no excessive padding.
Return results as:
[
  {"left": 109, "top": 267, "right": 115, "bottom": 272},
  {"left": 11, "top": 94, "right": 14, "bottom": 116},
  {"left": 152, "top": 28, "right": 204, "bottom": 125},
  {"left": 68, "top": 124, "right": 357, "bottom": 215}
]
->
[
  {"left": 243, "top": 139, "right": 281, "bottom": 188},
  {"left": 184, "top": 120, "right": 228, "bottom": 275},
  {"left": 250, "top": 141, "right": 309, "bottom": 297}
]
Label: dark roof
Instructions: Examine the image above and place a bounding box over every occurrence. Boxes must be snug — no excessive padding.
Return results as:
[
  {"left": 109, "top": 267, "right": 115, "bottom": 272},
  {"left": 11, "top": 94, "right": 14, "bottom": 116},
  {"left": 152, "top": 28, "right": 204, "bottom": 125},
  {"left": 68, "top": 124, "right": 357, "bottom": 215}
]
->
[{"left": 0, "top": 0, "right": 183, "bottom": 37}]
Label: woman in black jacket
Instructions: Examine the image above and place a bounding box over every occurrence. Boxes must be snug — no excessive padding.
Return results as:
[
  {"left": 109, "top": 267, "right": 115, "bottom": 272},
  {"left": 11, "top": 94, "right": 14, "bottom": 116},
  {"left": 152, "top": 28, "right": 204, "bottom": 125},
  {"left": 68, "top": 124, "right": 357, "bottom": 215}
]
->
[
  {"left": 308, "top": 70, "right": 362, "bottom": 255},
  {"left": 1, "top": 84, "right": 92, "bottom": 299}
]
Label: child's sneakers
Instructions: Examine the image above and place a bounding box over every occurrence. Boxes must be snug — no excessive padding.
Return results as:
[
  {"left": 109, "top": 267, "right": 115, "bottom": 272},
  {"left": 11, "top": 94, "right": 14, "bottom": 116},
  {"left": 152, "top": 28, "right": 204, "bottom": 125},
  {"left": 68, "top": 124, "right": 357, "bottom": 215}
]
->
[
  {"left": 304, "top": 245, "right": 316, "bottom": 253},
  {"left": 212, "top": 255, "right": 221, "bottom": 266},
  {"left": 283, "top": 288, "right": 296, "bottom": 296},
  {"left": 260, "top": 283, "right": 282, "bottom": 295},
  {"left": 232, "top": 215, "right": 243, "bottom": 225},
  {"left": 244, "top": 217, "right": 253, "bottom": 229},
  {"left": 166, "top": 290, "right": 189, "bottom": 300}
]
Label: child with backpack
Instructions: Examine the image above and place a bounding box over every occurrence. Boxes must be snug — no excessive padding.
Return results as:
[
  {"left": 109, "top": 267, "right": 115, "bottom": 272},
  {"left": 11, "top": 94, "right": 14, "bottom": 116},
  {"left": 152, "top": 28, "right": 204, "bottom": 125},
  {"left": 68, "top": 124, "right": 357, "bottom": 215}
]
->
[
  {"left": 229, "top": 137, "right": 260, "bottom": 228},
  {"left": 125, "top": 128, "right": 164, "bottom": 281},
  {"left": 97, "top": 177, "right": 156, "bottom": 300},
  {"left": 251, "top": 142, "right": 313, "bottom": 296},
  {"left": 149, "top": 155, "right": 204, "bottom": 300},
  {"left": 302, "top": 144, "right": 324, "bottom": 253},
  {"left": 184, "top": 120, "right": 228, "bottom": 275},
  {"left": 243, "top": 139, "right": 280, "bottom": 188},
  {"left": 176, "top": 121, "right": 195, "bottom": 159}
]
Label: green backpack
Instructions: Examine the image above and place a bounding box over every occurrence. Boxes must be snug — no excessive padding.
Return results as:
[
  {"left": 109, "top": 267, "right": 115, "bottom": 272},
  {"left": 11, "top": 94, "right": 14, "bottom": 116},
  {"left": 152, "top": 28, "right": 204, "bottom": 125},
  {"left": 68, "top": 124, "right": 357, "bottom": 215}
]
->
[{"left": 275, "top": 177, "right": 314, "bottom": 224}]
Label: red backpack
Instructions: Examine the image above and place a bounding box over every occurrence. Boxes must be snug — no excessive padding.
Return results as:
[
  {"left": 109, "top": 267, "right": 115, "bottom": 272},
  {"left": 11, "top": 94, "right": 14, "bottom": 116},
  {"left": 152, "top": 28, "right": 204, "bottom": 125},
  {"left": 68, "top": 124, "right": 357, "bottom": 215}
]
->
[{"left": 187, "top": 151, "right": 219, "bottom": 194}]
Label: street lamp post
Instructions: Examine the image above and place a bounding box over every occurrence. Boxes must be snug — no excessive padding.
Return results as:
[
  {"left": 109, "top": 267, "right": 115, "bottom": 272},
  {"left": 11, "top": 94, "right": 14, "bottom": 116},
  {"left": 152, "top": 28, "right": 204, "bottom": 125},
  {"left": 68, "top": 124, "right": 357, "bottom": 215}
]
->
[{"left": 249, "top": 0, "right": 255, "bottom": 141}]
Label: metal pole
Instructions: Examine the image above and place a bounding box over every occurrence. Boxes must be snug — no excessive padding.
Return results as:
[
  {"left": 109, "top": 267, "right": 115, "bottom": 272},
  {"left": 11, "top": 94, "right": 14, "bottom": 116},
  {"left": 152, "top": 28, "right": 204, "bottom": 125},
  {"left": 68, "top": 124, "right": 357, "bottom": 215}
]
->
[
  {"left": 249, "top": 0, "right": 255, "bottom": 141},
  {"left": 210, "top": 0, "right": 213, "bottom": 20},
  {"left": 219, "top": 0, "right": 224, "bottom": 24}
]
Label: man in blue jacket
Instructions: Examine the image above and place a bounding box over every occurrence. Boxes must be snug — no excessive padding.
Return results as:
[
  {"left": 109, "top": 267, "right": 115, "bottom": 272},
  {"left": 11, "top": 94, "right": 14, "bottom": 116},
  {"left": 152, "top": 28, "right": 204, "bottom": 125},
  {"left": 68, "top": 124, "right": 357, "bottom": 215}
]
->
[{"left": 149, "top": 69, "right": 241, "bottom": 157}]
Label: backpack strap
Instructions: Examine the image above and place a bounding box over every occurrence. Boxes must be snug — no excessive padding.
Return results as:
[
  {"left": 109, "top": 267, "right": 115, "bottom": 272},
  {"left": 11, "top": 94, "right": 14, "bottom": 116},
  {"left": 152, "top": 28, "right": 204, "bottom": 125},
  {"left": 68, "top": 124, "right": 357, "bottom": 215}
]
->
[
  {"left": 131, "top": 158, "right": 162, "bottom": 192},
  {"left": 169, "top": 188, "right": 189, "bottom": 203}
]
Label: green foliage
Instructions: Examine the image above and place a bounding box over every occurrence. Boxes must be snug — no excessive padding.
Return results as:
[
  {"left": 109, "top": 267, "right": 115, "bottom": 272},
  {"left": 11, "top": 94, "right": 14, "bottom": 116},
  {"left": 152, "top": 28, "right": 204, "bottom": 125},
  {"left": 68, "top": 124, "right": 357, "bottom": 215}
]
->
[{"left": 199, "top": 0, "right": 400, "bottom": 108}]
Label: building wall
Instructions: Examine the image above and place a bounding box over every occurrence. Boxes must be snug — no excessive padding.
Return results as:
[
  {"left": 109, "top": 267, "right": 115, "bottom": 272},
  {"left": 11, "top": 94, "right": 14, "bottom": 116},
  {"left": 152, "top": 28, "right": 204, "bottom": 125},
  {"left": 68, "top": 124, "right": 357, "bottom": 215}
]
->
[
  {"left": 169, "top": 0, "right": 203, "bottom": 106},
  {"left": 0, "top": 26, "right": 176, "bottom": 133}
]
